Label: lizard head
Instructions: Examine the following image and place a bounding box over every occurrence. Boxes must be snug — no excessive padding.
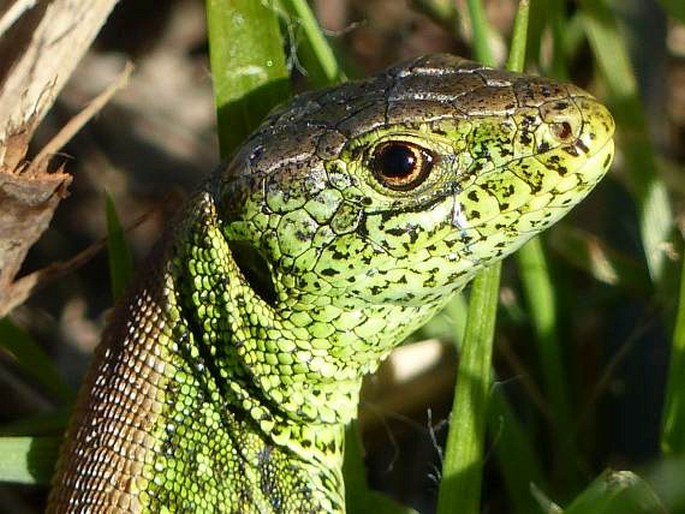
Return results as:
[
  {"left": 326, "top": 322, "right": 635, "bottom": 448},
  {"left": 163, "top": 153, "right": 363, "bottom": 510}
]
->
[{"left": 218, "top": 54, "right": 614, "bottom": 311}]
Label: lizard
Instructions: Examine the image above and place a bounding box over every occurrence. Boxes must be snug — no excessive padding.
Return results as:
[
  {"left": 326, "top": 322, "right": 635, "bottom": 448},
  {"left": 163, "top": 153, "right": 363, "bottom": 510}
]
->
[{"left": 47, "top": 54, "right": 615, "bottom": 513}]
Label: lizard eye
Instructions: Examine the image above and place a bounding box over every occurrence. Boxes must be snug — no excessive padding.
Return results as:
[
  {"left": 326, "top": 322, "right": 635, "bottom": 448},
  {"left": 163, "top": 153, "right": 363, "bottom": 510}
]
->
[{"left": 370, "top": 141, "right": 434, "bottom": 191}]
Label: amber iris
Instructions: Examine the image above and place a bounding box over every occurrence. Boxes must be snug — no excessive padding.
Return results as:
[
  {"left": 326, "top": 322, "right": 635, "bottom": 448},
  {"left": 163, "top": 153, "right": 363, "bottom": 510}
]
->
[{"left": 371, "top": 141, "right": 434, "bottom": 191}]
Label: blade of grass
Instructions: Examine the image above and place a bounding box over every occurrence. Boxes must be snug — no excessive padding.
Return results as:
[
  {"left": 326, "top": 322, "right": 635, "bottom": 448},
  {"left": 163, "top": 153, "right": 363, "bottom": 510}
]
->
[
  {"left": 489, "top": 381, "right": 548, "bottom": 514},
  {"left": 409, "top": 0, "right": 460, "bottom": 34},
  {"left": 508, "top": 1, "right": 571, "bottom": 444},
  {"left": 515, "top": 237, "right": 578, "bottom": 489},
  {"left": 206, "top": 0, "right": 291, "bottom": 158},
  {"left": 532, "top": 483, "right": 564, "bottom": 513},
  {"left": 0, "top": 318, "right": 73, "bottom": 402},
  {"left": 661, "top": 241, "right": 685, "bottom": 454},
  {"left": 0, "top": 409, "right": 71, "bottom": 436},
  {"left": 105, "top": 193, "right": 133, "bottom": 302},
  {"left": 0, "top": 436, "right": 61, "bottom": 485},
  {"left": 441, "top": 293, "right": 469, "bottom": 345},
  {"left": 505, "top": 0, "right": 530, "bottom": 72},
  {"left": 436, "top": 264, "right": 501, "bottom": 514},
  {"left": 562, "top": 470, "right": 667, "bottom": 514},
  {"left": 277, "top": 0, "right": 344, "bottom": 88},
  {"left": 646, "top": 456, "right": 685, "bottom": 512},
  {"left": 546, "top": 0, "right": 570, "bottom": 79},
  {"left": 466, "top": 0, "right": 497, "bottom": 66}
]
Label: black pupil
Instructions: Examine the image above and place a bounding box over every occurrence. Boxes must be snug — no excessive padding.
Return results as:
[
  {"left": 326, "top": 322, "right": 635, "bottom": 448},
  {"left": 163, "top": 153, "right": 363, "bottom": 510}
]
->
[{"left": 377, "top": 144, "right": 417, "bottom": 178}]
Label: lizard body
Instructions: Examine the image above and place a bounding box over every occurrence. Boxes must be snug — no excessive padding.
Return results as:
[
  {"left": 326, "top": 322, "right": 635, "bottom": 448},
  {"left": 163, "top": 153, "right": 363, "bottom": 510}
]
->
[{"left": 48, "top": 54, "right": 615, "bottom": 513}]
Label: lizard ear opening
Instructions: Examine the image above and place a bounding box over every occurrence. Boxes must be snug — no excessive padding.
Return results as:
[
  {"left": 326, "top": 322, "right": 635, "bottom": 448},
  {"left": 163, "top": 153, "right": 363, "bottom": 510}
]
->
[{"left": 228, "top": 240, "right": 278, "bottom": 306}]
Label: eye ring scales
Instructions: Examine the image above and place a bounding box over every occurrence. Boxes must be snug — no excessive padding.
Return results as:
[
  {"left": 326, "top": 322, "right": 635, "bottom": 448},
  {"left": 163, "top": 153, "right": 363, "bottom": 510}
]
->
[{"left": 370, "top": 141, "right": 435, "bottom": 191}]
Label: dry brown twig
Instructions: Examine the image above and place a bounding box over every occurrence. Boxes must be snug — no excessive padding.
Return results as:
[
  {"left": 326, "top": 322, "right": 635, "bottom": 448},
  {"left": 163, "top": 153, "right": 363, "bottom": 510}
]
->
[{"left": 0, "top": 0, "right": 123, "bottom": 315}]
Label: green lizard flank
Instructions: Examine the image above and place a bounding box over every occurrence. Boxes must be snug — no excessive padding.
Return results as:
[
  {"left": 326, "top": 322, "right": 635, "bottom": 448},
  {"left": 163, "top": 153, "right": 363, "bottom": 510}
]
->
[{"left": 47, "top": 54, "right": 615, "bottom": 513}]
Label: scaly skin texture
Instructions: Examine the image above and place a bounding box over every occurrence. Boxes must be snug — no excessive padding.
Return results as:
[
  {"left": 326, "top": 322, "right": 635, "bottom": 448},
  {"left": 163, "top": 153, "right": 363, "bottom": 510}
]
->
[{"left": 47, "top": 54, "right": 615, "bottom": 513}]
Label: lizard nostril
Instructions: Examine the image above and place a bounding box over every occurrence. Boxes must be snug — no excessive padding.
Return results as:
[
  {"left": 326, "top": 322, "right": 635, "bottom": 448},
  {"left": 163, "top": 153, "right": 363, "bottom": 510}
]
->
[{"left": 550, "top": 120, "right": 574, "bottom": 142}]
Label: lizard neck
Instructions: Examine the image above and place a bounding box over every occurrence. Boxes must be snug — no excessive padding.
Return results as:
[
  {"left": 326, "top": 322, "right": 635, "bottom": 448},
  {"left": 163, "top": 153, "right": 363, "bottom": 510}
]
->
[
  {"left": 179, "top": 191, "right": 444, "bottom": 431},
  {"left": 51, "top": 189, "right": 448, "bottom": 513}
]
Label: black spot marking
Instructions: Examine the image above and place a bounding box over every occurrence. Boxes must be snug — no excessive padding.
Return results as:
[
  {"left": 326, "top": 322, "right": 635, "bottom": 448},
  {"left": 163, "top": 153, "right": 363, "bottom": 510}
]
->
[
  {"left": 603, "top": 153, "right": 612, "bottom": 169},
  {"left": 370, "top": 285, "right": 384, "bottom": 296},
  {"left": 575, "top": 139, "right": 590, "bottom": 154},
  {"left": 537, "top": 141, "right": 551, "bottom": 153}
]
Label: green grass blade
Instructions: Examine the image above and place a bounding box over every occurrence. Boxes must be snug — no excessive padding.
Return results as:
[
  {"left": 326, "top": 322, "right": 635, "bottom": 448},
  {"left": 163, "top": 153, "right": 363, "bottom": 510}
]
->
[
  {"left": 515, "top": 240, "right": 564, "bottom": 413},
  {"left": 466, "top": 0, "right": 498, "bottom": 66},
  {"left": 661, "top": 244, "right": 685, "bottom": 454},
  {"left": 277, "top": 0, "right": 344, "bottom": 88},
  {"left": 206, "top": 0, "right": 291, "bottom": 158},
  {"left": 410, "top": 0, "right": 460, "bottom": 34},
  {"left": 516, "top": 237, "right": 577, "bottom": 487},
  {"left": 547, "top": 0, "right": 570, "bottom": 79},
  {"left": 343, "top": 420, "right": 369, "bottom": 513},
  {"left": 562, "top": 470, "right": 667, "bottom": 514},
  {"left": 436, "top": 264, "right": 501, "bottom": 514},
  {"left": 578, "top": 0, "right": 674, "bottom": 284},
  {"left": 524, "top": 0, "right": 568, "bottom": 78},
  {"left": 489, "top": 383, "right": 548, "bottom": 514},
  {"left": 0, "top": 318, "right": 73, "bottom": 403},
  {"left": 442, "top": 293, "right": 469, "bottom": 346},
  {"left": 646, "top": 456, "right": 685, "bottom": 512},
  {"left": 505, "top": 0, "right": 530, "bottom": 72},
  {"left": 0, "top": 436, "right": 61, "bottom": 485},
  {"left": 105, "top": 194, "right": 133, "bottom": 302},
  {"left": 0, "top": 409, "right": 71, "bottom": 436}
]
